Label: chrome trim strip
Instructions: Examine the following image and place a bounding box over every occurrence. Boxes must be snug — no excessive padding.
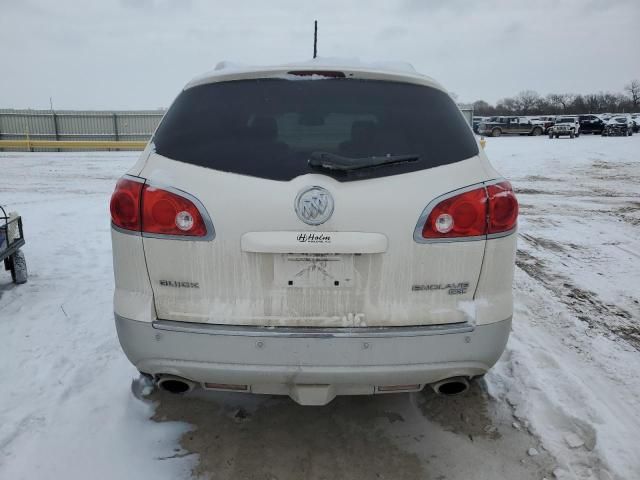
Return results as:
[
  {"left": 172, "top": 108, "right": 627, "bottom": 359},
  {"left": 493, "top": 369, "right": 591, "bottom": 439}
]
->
[
  {"left": 150, "top": 318, "right": 476, "bottom": 338},
  {"left": 486, "top": 227, "right": 517, "bottom": 240},
  {"left": 122, "top": 174, "right": 146, "bottom": 184},
  {"left": 111, "top": 222, "right": 141, "bottom": 237}
]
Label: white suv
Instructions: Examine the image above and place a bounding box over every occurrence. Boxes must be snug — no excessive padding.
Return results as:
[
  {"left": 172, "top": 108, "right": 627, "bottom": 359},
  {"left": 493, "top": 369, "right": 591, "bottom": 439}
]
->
[
  {"left": 110, "top": 61, "right": 518, "bottom": 405},
  {"left": 549, "top": 116, "right": 580, "bottom": 138}
]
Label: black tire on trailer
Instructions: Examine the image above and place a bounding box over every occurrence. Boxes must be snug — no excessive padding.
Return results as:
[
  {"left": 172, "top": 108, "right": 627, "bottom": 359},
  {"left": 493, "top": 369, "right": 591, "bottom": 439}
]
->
[{"left": 10, "top": 250, "right": 27, "bottom": 284}]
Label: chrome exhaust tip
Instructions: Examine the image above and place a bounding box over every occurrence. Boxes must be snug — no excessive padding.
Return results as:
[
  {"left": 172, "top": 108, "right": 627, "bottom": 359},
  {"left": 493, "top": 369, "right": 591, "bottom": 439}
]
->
[
  {"left": 431, "top": 377, "right": 470, "bottom": 396},
  {"left": 157, "top": 375, "right": 195, "bottom": 394}
]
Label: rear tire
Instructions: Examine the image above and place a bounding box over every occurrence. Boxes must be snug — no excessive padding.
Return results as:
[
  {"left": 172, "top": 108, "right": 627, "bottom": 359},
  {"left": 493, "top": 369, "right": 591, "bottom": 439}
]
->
[
  {"left": 10, "top": 250, "right": 28, "bottom": 284},
  {"left": 549, "top": 132, "right": 554, "bottom": 139},
  {"left": 532, "top": 127, "right": 542, "bottom": 136},
  {"left": 570, "top": 131, "right": 575, "bottom": 139},
  {"left": 491, "top": 128, "right": 501, "bottom": 137}
]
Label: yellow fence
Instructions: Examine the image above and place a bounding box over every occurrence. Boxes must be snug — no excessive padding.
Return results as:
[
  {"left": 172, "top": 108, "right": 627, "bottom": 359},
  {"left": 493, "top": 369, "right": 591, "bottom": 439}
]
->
[{"left": 0, "top": 140, "right": 147, "bottom": 151}]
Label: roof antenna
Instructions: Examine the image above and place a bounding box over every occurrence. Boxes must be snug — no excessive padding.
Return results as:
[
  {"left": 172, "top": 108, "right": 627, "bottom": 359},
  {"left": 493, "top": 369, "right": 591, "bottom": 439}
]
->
[{"left": 313, "top": 20, "right": 318, "bottom": 59}]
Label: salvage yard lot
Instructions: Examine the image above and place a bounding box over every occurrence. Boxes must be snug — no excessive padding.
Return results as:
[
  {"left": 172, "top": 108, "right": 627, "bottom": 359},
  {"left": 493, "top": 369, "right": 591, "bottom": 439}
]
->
[{"left": 1, "top": 135, "right": 639, "bottom": 479}]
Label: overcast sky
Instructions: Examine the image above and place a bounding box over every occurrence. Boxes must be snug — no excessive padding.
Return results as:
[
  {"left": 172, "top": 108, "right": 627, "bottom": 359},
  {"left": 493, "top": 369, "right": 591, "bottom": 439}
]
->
[{"left": 1, "top": 0, "right": 639, "bottom": 109}]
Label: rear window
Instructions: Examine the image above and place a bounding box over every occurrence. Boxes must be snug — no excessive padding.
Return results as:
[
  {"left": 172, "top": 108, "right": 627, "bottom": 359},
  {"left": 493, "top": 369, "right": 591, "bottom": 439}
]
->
[{"left": 154, "top": 78, "right": 478, "bottom": 182}]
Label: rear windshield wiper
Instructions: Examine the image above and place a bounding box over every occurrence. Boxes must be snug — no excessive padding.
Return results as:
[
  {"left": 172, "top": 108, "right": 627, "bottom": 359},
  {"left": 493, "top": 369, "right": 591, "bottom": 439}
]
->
[{"left": 308, "top": 151, "right": 420, "bottom": 172}]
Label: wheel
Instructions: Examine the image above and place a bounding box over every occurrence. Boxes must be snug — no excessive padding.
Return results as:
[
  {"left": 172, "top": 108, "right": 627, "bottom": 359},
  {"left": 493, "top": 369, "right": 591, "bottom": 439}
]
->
[
  {"left": 491, "top": 128, "right": 501, "bottom": 137},
  {"left": 576, "top": 131, "right": 580, "bottom": 137},
  {"left": 10, "top": 249, "right": 28, "bottom": 284},
  {"left": 532, "top": 127, "right": 542, "bottom": 136},
  {"left": 555, "top": 134, "right": 560, "bottom": 139},
  {"left": 570, "top": 131, "right": 575, "bottom": 139},
  {"left": 549, "top": 132, "right": 554, "bottom": 139}
]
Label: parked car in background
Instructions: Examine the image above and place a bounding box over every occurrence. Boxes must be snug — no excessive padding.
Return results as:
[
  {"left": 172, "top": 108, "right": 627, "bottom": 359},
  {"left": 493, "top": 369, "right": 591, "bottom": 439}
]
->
[
  {"left": 109, "top": 61, "right": 519, "bottom": 405},
  {"left": 602, "top": 114, "right": 634, "bottom": 136},
  {"left": 477, "top": 116, "right": 544, "bottom": 137},
  {"left": 549, "top": 117, "right": 580, "bottom": 138},
  {"left": 578, "top": 114, "right": 605, "bottom": 135},
  {"left": 631, "top": 114, "right": 640, "bottom": 133},
  {"left": 472, "top": 116, "right": 489, "bottom": 133},
  {"left": 533, "top": 115, "right": 556, "bottom": 133}
]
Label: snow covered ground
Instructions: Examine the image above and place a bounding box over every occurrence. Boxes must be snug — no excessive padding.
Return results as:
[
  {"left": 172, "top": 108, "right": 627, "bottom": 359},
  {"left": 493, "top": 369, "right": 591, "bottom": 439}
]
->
[{"left": 1, "top": 135, "right": 639, "bottom": 479}]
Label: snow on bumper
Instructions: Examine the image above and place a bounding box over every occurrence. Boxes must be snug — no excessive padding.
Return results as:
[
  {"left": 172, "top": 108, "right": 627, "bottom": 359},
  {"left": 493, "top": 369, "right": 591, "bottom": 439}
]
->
[{"left": 115, "top": 314, "right": 511, "bottom": 402}]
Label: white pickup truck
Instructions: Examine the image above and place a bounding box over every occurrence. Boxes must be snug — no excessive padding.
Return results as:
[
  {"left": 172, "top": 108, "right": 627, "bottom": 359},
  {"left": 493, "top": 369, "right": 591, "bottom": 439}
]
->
[{"left": 549, "top": 116, "right": 580, "bottom": 139}]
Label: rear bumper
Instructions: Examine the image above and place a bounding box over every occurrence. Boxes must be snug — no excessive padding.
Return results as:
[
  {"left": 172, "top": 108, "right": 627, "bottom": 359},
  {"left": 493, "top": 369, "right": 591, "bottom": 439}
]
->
[{"left": 115, "top": 314, "right": 511, "bottom": 402}]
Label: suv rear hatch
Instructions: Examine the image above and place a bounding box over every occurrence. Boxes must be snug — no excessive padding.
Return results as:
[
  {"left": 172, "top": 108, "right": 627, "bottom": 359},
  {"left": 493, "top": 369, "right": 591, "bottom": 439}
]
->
[{"left": 138, "top": 75, "right": 488, "bottom": 328}]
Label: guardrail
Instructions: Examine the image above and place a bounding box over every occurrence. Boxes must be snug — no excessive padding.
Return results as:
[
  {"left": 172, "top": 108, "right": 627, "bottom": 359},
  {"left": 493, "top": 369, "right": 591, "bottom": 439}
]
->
[
  {"left": 0, "top": 139, "right": 147, "bottom": 151},
  {"left": 0, "top": 109, "right": 163, "bottom": 151}
]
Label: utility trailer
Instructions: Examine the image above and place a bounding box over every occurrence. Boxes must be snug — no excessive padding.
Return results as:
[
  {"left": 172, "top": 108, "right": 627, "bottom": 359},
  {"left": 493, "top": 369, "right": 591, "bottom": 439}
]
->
[{"left": 1, "top": 205, "right": 27, "bottom": 284}]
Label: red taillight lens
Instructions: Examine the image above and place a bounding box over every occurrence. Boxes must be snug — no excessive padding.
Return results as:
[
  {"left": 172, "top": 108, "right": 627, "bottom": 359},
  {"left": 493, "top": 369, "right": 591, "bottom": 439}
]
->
[
  {"left": 141, "top": 185, "right": 207, "bottom": 237},
  {"left": 487, "top": 181, "right": 518, "bottom": 234},
  {"left": 419, "top": 181, "right": 518, "bottom": 240},
  {"left": 110, "top": 177, "right": 209, "bottom": 237},
  {"left": 110, "top": 178, "right": 143, "bottom": 231},
  {"left": 422, "top": 187, "right": 488, "bottom": 239}
]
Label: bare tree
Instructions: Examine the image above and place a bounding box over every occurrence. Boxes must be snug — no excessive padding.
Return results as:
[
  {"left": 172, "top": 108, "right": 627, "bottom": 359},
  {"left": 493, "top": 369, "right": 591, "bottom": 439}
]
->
[
  {"left": 496, "top": 97, "right": 519, "bottom": 114},
  {"left": 547, "top": 93, "right": 575, "bottom": 113},
  {"left": 625, "top": 80, "right": 640, "bottom": 109},
  {"left": 472, "top": 100, "right": 494, "bottom": 116},
  {"left": 515, "top": 90, "right": 540, "bottom": 115}
]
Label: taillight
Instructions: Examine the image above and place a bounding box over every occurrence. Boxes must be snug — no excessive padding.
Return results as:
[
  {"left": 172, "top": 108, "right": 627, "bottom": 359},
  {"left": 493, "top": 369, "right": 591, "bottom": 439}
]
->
[
  {"left": 110, "top": 176, "right": 210, "bottom": 238},
  {"left": 110, "top": 178, "right": 143, "bottom": 231},
  {"left": 141, "top": 185, "right": 207, "bottom": 237},
  {"left": 421, "top": 187, "right": 487, "bottom": 239},
  {"left": 417, "top": 180, "right": 518, "bottom": 241},
  {"left": 487, "top": 181, "right": 518, "bottom": 234}
]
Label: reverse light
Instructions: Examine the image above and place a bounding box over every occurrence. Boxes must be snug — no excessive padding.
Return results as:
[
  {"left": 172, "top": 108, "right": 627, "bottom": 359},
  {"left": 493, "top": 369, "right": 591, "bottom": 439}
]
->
[
  {"left": 434, "top": 213, "right": 454, "bottom": 233},
  {"left": 175, "top": 211, "right": 195, "bottom": 231}
]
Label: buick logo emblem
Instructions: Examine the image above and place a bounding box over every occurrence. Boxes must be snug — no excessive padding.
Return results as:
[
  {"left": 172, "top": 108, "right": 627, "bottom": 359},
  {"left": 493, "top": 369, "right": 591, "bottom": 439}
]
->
[{"left": 295, "top": 186, "right": 334, "bottom": 225}]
